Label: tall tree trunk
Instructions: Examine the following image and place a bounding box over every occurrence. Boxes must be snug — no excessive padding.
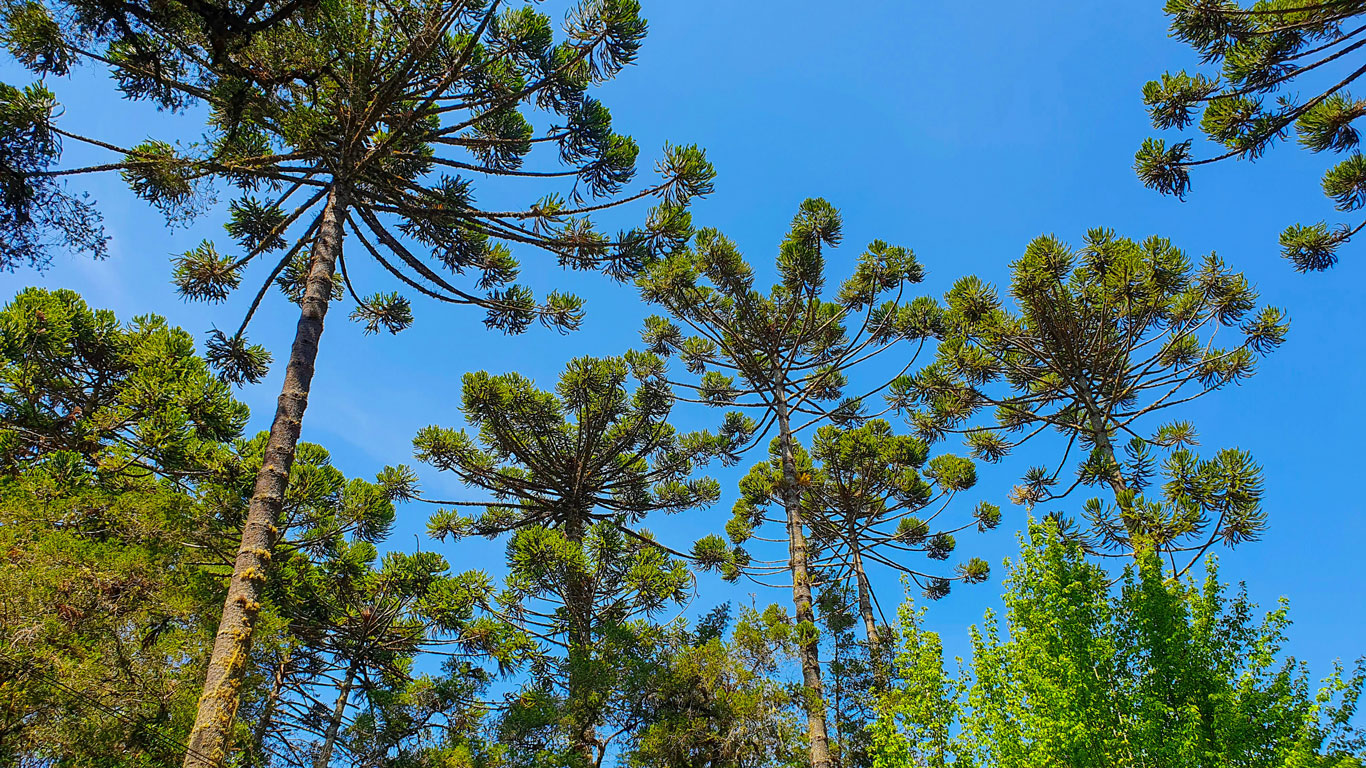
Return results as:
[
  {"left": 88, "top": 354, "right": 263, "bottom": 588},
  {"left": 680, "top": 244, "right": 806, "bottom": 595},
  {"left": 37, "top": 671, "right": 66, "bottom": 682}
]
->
[
  {"left": 774, "top": 398, "right": 833, "bottom": 768},
  {"left": 850, "top": 544, "right": 878, "bottom": 652},
  {"left": 563, "top": 514, "right": 599, "bottom": 767},
  {"left": 184, "top": 184, "right": 350, "bottom": 768},
  {"left": 247, "top": 652, "right": 289, "bottom": 768},
  {"left": 313, "top": 658, "right": 358, "bottom": 768},
  {"left": 1079, "top": 396, "right": 1143, "bottom": 556}
]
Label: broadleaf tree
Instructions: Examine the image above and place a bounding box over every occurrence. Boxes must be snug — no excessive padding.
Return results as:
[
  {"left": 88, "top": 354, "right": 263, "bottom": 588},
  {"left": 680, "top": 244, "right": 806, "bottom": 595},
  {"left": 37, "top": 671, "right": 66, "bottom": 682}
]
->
[{"left": 871, "top": 521, "right": 1366, "bottom": 768}]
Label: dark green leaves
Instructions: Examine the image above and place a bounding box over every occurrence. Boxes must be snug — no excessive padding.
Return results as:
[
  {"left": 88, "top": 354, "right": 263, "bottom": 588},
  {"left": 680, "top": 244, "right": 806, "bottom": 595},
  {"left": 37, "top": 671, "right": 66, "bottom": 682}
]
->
[
  {"left": 349, "top": 292, "right": 414, "bottom": 335},
  {"left": 1142, "top": 71, "right": 1219, "bottom": 130},
  {"left": 121, "top": 140, "right": 205, "bottom": 225},
  {"left": 1279, "top": 220, "right": 1349, "bottom": 271},
  {"left": 900, "top": 230, "right": 1284, "bottom": 569},
  {"left": 225, "top": 197, "right": 287, "bottom": 253},
  {"left": 1138, "top": 1, "right": 1366, "bottom": 266},
  {"left": 1134, "top": 137, "right": 1194, "bottom": 199},
  {"left": 0, "top": 288, "right": 247, "bottom": 476}
]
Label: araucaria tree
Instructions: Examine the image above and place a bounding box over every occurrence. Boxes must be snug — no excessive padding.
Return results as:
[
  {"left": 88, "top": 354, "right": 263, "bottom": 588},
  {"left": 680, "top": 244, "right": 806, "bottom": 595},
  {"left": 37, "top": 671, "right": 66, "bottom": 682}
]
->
[
  {"left": 892, "top": 229, "right": 1288, "bottom": 574},
  {"left": 1135, "top": 0, "right": 1366, "bottom": 270},
  {"left": 801, "top": 420, "right": 996, "bottom": 654},
  {"left": 634, "top": 198, "right": 937, "bottom": 768},
  {"left": 2, "top": 1, "right": 715, "bottom": 763},
  {"left": 412, "top": 355, "right": 751, "bottom": 767}
]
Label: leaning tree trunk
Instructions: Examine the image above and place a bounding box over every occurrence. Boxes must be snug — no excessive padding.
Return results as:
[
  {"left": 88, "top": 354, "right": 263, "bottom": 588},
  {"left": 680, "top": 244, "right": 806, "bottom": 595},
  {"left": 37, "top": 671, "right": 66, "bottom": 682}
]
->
[
  {"left": 184, "top": 184, "right": 350, "bottom": 768},
  {"left": 313, "top": 658, "right": 359, "bottom": 768},
  {"left": 774, "top": 397, "right": 833, "bottom": 768},
  {"left": 1078, "top": 394, "right": 1144, "bottom": 556}
]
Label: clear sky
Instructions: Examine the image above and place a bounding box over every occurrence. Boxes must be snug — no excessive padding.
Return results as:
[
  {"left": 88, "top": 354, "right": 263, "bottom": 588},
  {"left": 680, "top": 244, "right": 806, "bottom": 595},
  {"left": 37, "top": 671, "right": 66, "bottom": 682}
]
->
[{"left": 5, "top": 0, "right": 1364, "bottom": 676}]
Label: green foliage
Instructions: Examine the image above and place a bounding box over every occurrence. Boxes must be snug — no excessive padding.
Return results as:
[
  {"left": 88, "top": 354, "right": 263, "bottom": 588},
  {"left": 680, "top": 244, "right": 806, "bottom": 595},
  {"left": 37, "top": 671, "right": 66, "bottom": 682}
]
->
[
  {"left": 623, "top": 605, "right": 805, "bottom": 768},
  {"left": 734, "top": 418, "right": 995, "bottom": 603},
  {"left": 0, "top": 462, "right": 227, "bottom": 767},
  {"left": 0, "top": 292, "right": 245, "bottom": 765},
  {"left": 891, "top": 230, "right": 1284, "bottom": 570},
  {"left": 0, "top": 82, "right": 106, "bottom": 270},
  {"left": 3, "top": 0, "right": 716, "bottom": 364},
  {"left": 1138, "top": 0, "right": 1366, "bottom": 269},
  {"left": 0, "top": 288, "right": 247, "bottom": 476},
  {"left": 639, "top": 198, "right": 937, "bottom": 768},
  {"left": 0, "top": 290, "right": 473, "bottom": 767},
  {"left": 415, "top": 355, "right": 751, "bottom": 765},
  {"left": 872, "top": 521, "right": 1366, "bottom": 767}
]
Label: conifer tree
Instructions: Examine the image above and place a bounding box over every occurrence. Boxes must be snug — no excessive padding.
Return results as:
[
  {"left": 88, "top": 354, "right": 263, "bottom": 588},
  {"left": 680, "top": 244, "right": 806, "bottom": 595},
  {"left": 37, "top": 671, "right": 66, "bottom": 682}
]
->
[
  {"left": 2, "top": 2, "right": 714, "bottom": 762},
  {"left": 634, "top": 198, "right": 936, "bottom": 768},
  {"left": 268, "top": 547, "right": 484, "bottom": 768},
  {"left": 0, "top": 287, "right": 247, "bottom": 475},
  {"left": 623, "top": 604, "right": 804, "bottom": 768},
  {"left": 801, "top": 420, "right": 996, "bottom": 655},
  {"left": 412, "top": 355, "right": 750, "bottom": 766},
  {"left": 891, "top": 229, "right": 1288, "bottom": 574},
  {"left": 1134, "top": 0, "right": 1366, "bottom": 270},
  {"left": 200, "top": 433, "right": 496, "bottom": 768},
  {"left": 0, "top": 289, "right": 248, "bottom": 764}
]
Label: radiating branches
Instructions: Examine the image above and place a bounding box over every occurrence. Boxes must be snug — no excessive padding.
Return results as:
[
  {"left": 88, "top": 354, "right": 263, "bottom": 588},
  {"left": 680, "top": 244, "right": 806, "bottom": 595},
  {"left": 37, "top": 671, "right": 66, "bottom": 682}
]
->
[
  {"left": 635, "top": 199, "right": 939, "bottom": 446},
  {"left": 0, "top": 83, "right": 107, "bottom": 271},
  {"left": 802, "top": 420, "right": 996, "bottom": 603},
  {"left": 1136, "top": 0, "right": 1366, "bottom": 269},
  {"left": 727, "top": 424, "right": 996, "bottom": 602},
  {"left": 413, "top": 355, "right": 752, "bottom": 546},
  {"left": 408, "top": 355, "right": 751, "bottom": 765},
  {"left": 889, "top": 229, "right": 1285, "bottom": 574},
  {"left": 1, "top": 0, "right": 716, "bottom": 378},
  {"left": 636, "top": 198, "right": 938, "bottom": 768},
  {"left": 0, "top": 287, "right": 248, "bottom": 478}
]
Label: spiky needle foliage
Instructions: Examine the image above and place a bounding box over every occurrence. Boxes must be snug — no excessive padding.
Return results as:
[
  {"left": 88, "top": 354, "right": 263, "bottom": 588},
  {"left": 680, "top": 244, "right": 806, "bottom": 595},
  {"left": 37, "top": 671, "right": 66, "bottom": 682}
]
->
[
  {"left": 1135, "top": 0, "right": 1366, "bottom": 270},
  {"left": 0, "top": 2, "right": 715, "bottom": 761},
  {"left": 634, "top": 198, "right": 937, "bottom": 768},
  {"left": 801, "top": 420, "right": 996, "bottom": 639},
  {"left": 412, "top": 355, "right": 753, "bottom": 766},
  {"left": 891, "top": 229, "right": 1288, "bottom": 575}
]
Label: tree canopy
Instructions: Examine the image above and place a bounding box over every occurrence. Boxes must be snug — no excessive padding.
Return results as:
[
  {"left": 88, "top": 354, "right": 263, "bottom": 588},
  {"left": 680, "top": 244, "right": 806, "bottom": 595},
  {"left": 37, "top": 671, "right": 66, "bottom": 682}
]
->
[{"left": 1135, "top": 0, "right": 1366, "bottom": 270}]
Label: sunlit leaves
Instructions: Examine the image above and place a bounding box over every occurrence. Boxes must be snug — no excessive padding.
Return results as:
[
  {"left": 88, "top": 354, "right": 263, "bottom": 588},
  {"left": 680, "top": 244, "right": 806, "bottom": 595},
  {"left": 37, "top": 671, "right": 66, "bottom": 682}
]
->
[
  {"left": 2, "top": 2, "right": 68, "bottom": 75},
  {"left": 1279, "top": 220, "right": 1348, "bottom": 271},
  {"left": 121, "top": 140, "right": 206, "bottom": 225},
  {"left": 874, "top": 522, "right": 1366, "bottom": 766}
]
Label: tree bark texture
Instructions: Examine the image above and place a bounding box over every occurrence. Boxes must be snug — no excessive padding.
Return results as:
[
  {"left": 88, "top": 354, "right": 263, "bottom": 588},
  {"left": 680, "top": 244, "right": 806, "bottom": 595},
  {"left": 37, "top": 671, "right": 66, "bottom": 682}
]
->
[
  {"left": 774, "top": 398, "right": 833, "bottom": 768},
  {"left": 183, "top": 184, "right": 349, "bottom": 768}
]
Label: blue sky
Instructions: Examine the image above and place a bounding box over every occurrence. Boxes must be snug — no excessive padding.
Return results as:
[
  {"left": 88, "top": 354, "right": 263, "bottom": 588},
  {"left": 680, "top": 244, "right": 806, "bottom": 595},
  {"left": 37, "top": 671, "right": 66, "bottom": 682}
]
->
[{"left": 5, "top": 0, "right": 1364, "bottom": 677}]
